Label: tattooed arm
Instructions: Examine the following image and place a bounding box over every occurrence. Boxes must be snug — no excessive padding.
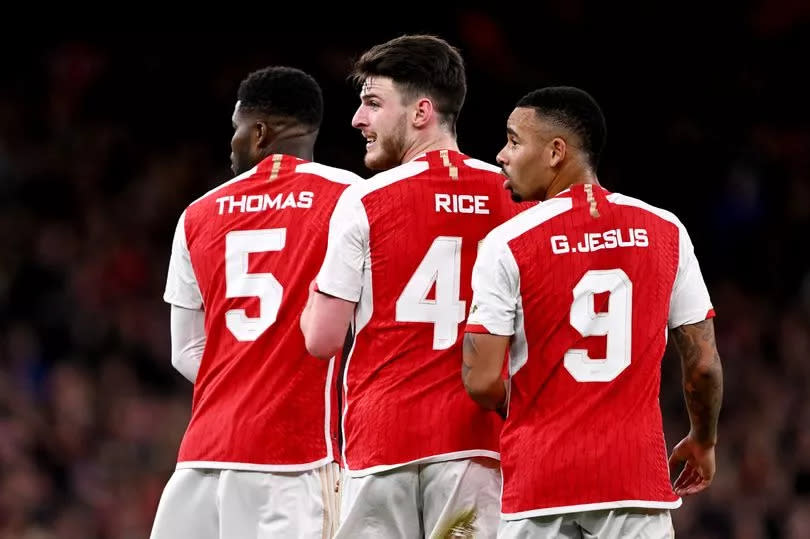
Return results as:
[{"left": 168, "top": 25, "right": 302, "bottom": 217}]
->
[
  {"left": 462, "top": 333, "right": 509, "bottom": 414},
  {"left": 668, "top": 318, "right": 723, "bottom": 496}
]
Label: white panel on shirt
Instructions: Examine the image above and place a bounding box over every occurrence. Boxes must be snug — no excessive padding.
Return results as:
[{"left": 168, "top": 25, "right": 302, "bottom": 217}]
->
[
  {"left": 164, "top": 211, "right": 203, "bottom": 310},
  {"left": 467, "top": 198, "right": 573, "bottom": 337},
  {"left": 315, "top": 160, "right": 429, "bottom": 302},
  {"left": 607, "top": 193, "right": 713, "bottom": 328},
  {"left": 295, "top": 161, "right": 363, "bottom": 184},
  {"left": 463, "top": 158, "right": 502, "bottom": 174}
]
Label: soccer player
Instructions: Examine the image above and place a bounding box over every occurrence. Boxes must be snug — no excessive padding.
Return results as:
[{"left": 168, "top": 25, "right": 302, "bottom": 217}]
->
[
  {"left": 150, "top": 66, "right": 361, "bottom": 538},
  {"left": 462, "top": 86, "right": 723, "bottom": 537},
  {"left": 300, "top": 35, "right": 529, "bottom": 538}
]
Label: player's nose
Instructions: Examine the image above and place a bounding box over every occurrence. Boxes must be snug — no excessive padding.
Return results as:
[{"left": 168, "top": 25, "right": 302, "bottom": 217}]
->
[
  {"left": 496, "top": 148, "right": 507, "bottom": 167},
  {"left": 351, "top": 106, "right": 367, "bottom": 129}
]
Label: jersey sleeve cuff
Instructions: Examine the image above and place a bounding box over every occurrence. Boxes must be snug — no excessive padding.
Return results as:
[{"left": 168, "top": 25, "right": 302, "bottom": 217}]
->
[
  {"left": 465, "top": 323, "right": 492, "bottom": 334},
  {"left": 315, "top": 277, "right": 360, "bottom": 303},
  {"left": 465, "top": 322, "right": 513, "bottom": 336},
  {"left": 668, "top": 306, "right": 716, "bottom": 329}
]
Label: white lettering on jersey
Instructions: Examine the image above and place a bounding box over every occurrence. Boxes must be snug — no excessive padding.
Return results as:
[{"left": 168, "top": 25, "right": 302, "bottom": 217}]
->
[
  {"left": 434, "top": 193, "right": 490, "bottom": 214},
  {"left": 215, "top": 192, "right": 315, "bottom": 214},
  {"left": 550, "top": 228, "right": 649, "bottom": 254}
]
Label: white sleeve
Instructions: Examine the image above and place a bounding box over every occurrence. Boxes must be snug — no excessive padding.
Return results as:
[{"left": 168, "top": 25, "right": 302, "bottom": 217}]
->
[
  {"left": 315, "top": 186, "right": 368, "bottom": 302},
  {"left": 164, "top": 211, "right": 203, "bottom": 309},
  {"left": 668, "top": 222, "right": 714, "bottom": 328},
  {"left": 467, "top": 234, "right": 520, "bottom": 336},
  {"left": 170, "top": 305, "right": 206, "bottom": 383}
]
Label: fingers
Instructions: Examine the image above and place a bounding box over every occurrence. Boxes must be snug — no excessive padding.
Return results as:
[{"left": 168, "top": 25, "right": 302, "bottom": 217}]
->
[
  {"left": 676, "top": 477, "right": 710, "bottom": 496},
  {"left": 668, "top": 441, "right": 687, "bottom": 475},
  {"left": 673, "top": 462, "right": 698, "bottom": 493},
  {"left": 673, "top": 462, "right": 712, "bottom": 496}
]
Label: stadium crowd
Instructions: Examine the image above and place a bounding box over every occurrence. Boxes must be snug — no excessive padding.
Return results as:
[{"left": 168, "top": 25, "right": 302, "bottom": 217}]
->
[{"left": 1, "top": 7, "right": 808, "bottom": 537}]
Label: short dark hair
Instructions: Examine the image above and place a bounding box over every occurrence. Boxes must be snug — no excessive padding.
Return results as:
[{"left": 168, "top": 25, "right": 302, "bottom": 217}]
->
[
  {"left": 517, "top": 86, "right": 607, "bottom": 170},
  {"left": 351, "top": 34, "right": 466, "bottom": 131},
  {"left": 237, "top": 66, "right": 323, "bottom": 128}
]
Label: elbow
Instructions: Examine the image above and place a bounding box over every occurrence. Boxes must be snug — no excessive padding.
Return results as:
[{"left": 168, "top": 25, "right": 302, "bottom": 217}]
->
[
  {"left": 171, "top": 355, "right": 198, "bottom": 384},
  {"left": 693, "top": 353, "right": 723, "bottom": 385},
  {"left": 463, "top": 372, "right": 502, "bottom": 410},
  {"left": 304, "top": 333, "right": 340, "bottom": 360},
  {"left": 466, "top": 388, "right": 497, "bottom": 410}
]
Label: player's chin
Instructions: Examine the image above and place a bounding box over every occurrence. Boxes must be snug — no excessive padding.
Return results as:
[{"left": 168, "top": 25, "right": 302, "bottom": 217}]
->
[
  {"left": 504, "top": 183, "right": 524, "bottom": 203},
  {"left": 364, "top": 151, "right": 392, "bottom": 171}
]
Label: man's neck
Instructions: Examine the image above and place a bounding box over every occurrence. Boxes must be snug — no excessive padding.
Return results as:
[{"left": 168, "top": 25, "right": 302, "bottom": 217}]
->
[
  {"left": 264, "top": 131, "right": 318, "bottom": 162},
  {"left": 400, "top": 131, "right": 459, "bottom": 164},
  {"left": 545, "top": 170, "right": 600, "bottom": 200}
]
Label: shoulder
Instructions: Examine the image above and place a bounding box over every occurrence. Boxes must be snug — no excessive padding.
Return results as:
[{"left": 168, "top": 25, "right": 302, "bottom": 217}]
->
[
  {"left": 461, "top": 157, "right": 501, "bottom": 174},
  {"left": 606, "top": 192, "right": 684, "bottom": 230},
  {"left": 486, "top": 196, "right": 574, "bottom": 245},
  {"left": 294, "top": 161, "right": 363, "bottom": 185},
  {"left": 185, "top": 166, "right": 258, "bottom": 211},
  {"left": 346, "top": 160, "right": 430, "bottom": 200}
]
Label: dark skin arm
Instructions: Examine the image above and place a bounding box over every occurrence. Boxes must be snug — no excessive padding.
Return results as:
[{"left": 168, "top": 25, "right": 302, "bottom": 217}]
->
[
  {"left": 462, "top": 333, "right": 509, "bottom": 416},
  {"left": 668, "top": 318, "right": 723, "bottom": 496}
]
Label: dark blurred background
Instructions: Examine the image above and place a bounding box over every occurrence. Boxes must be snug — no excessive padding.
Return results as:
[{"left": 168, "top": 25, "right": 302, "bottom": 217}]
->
[{"left": 1, "top": 3, "right": 809, "bottom": 538}]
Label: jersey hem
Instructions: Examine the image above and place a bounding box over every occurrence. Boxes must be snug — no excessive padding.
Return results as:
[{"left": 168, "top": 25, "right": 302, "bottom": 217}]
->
[
  {"left": 501, "top": 498, "right": 682, "bottom": 520},
  {"left": 345, "top": 449, "right": 500, "bottom": 477},
  {"left": 176, "top": 455, "right": 334, "bottom": 473}
]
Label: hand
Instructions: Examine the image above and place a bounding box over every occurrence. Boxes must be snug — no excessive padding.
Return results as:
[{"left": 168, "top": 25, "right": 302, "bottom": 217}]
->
[{"left": 668, "top": 435, "right": 716, "bottom": 496}]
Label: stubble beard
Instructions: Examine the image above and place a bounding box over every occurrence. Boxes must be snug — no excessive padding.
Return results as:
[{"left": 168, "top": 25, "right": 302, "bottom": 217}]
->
[{"left": 364, "top": 116, "right": 407, "bottom": 171}]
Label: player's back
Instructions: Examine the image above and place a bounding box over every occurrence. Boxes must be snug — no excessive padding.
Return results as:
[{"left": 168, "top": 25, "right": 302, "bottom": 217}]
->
[
  {"left": 342, "top": 149, "right": 529, "bottom": 473},
  {"left": 172, "top": 154, "right": 359, "bottom": 470},
  {"left": 488, "top": 183, "right": 711, "bottom": 516}
]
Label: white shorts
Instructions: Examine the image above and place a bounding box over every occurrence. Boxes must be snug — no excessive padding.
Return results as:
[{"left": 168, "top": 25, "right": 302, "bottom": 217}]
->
[
  {"left": 336, "top": 457, "right": 501, "bottom": 539},
  {"left": 150, "top": 464, "right": 340, "bottom": 539},
  {"left": 498, "top": 508, "right": 674, "bottom": 539}
]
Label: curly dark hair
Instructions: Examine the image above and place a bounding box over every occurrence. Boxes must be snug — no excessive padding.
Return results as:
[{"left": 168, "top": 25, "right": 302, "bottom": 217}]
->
[{"left": 237, "top": 66, "right": 323, "bottom": 128}]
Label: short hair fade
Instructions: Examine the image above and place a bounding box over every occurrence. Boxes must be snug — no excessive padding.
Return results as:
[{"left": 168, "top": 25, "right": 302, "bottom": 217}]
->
[
  {"left": 351, "top": 34, "right": 466, "bottom": 131},
  {"left": 237, "top": 66, "right": 323, "bottom": 128},
  {"left": 517, "top": 86, "right": 607, "bottom": 170}
]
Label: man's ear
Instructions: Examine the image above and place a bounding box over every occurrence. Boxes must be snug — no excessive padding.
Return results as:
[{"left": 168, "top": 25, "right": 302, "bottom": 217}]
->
[
  {"left": 412, "top": 97, "right": 434, "bottom": 129},
  {"left": 254, "top": 120, "right": 270, "bottom": 149},
  {"left": 549, "top": 137, "right": 567, "bottom": 167}
]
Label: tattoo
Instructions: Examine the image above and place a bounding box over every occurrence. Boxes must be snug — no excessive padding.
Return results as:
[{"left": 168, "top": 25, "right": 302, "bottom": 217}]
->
[
  {"left": 671, "top": 319, "right": 723, "bottom": 445},
  {"left": 461, "top": 334, "right": 475, "bottom": 394},
  {"left": 461, "top": 362, "right": 473, "bottom": 394}
]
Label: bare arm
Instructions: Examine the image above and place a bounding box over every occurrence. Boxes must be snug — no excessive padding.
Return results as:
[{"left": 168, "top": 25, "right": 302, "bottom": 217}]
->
[
  {"left": 300, "top": 280, "right": 355, "bottom": 359},
  {"left": 670, "top": 318, "right": 723, "bottom": 446},
  {"left": 462, "top": 332, "right": 509, "bottom": 413},
  {"left": 668, "top": 318, "right": 723, "bottom": 496}
]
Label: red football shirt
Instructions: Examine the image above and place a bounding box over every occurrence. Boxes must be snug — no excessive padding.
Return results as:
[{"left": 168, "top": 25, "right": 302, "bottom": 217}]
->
[
  {"left": 316, "top": 149, "right": 531, "bottom": 475},
  {"left": 467, "top": 184, "right": 715, "bottom": 517},
  {"left": 164, "top": 154, "right": 360, "bottom": 471}
]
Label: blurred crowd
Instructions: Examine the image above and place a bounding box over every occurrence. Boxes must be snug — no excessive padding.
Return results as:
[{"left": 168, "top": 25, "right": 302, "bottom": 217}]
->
[{"left": 1, "top": 6, "right": 808, "bottom": 538}]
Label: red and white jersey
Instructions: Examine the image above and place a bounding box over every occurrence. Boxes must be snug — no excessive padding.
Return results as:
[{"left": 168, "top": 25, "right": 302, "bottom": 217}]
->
[
  {"left": 467, "top": 184, "right": 715, "bottom": 517},
  {"left": 316, "top": 149, "right": 532, "bottom": 476},
  {"left": 164, "top": 154, "right": 360, "bottom": 471}
]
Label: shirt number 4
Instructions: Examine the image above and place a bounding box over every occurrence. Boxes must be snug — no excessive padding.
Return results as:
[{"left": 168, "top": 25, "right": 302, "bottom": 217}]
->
[{"left": 395, "top": 236, "right": 466, "bottom": 350}]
